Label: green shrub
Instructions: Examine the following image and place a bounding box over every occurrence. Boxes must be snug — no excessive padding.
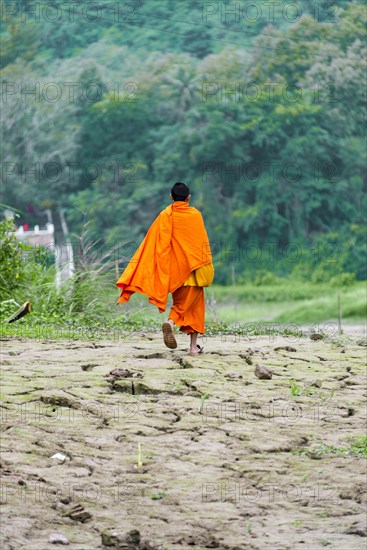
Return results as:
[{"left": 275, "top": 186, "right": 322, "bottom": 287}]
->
[
  {"left": 329, "top": 272, "right": 356, "bottom": 287},
  {"left": 252, "top": 271, "right": 282, "bottom": 287},
  {"left": 0, "top": 218, "right": 32, "bottom": 294}
]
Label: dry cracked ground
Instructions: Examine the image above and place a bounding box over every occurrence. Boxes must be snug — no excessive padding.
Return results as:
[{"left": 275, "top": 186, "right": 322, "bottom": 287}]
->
[{"left": 0, "top": 330, "right": 366, "bottom": 550}]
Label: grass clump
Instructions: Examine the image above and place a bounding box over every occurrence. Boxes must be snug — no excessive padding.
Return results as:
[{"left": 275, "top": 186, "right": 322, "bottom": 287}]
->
[{"left": 292, "top": 436, "right": 367, "bottom": 458}]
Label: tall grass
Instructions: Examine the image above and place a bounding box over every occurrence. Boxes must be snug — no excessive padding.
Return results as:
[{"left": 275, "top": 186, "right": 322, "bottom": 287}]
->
[{"left": 2, "top": 276, "right": 364, "bottom": 328}]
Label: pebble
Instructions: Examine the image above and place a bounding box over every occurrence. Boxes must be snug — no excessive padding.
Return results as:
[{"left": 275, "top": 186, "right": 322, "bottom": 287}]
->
[
  {"left": 356, "top": 338, "right": 367, "bottom": 347},
  {"left": 65, "top": 504, "right": 92, "bottom": 522},
  {"left": 102, "top": 528, "right": 141, "bottom": 548},
  {"left": 49, "top": 533, "right": 69, "bottom": 545},
  {"left": 108, "top": 368, "right": 133, "bottom": 378},
  {"left": 51, "top": 453, "right": 68, "bottom": 463},
  {"left": 304, "top": 379, "right": 322, "bottom": 388},
  {"left": 254, "top": 365, "right": 273, "bottom": 380}
]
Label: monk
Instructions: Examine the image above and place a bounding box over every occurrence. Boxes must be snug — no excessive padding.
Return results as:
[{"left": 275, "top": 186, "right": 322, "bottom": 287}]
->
[{"left": 116, "top": 182, "right": 214, "bottom": 354}]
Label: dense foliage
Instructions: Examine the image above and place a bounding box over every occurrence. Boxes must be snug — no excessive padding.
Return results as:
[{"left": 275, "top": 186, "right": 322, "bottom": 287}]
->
[
  {"left": 1, "top": 0, "right": 366, "bottom": 284},
  {"left": 0, "top": 218, "right": 29, "bottom": 292}
]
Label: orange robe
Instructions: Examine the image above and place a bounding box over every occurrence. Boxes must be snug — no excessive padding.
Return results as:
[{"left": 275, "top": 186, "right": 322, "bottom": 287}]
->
[
  {"left": 116, "top": 201, "right": 212, "bottom": 333},
  {"left": 169, "top": 286, "right": 205, "bottom": 334}
]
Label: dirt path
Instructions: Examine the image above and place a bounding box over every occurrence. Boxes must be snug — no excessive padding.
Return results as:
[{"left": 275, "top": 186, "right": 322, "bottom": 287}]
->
[{"left": 0, "top": 332, "right": 366, "bottom": 550}]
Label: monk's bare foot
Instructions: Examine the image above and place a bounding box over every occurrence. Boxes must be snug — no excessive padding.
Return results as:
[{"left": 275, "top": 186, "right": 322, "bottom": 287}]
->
[
  {"left": 162, "top": 322, "right": 177, "bottom": 349},
  {"left": 188, "top": 344, "right": 204, "bottom": 355}
]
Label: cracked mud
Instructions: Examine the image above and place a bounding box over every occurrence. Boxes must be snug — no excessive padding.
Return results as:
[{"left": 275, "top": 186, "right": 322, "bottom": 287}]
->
[{"left": 0, "top": 332, "right": 366, "bottom": 549}]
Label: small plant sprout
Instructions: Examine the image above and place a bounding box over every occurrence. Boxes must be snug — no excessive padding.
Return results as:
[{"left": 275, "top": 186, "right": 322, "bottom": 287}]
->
[
  {"left": 148, "top": 490, "right": 166, "bottom": 500},
  {"left": 199, "top": 392, "right": 209, "bottom": 413},
  {"left": 293, "top": 519, "right": 303, "bottom": 527},
  {"left": 137, "top": 443, "right": 142, "bottom": 468},
  {"left": 174, "top": 380, "right": 184, "bottom": 392},
  {"left": 290, "top": 379, "right": 302, "bottom": 397}
]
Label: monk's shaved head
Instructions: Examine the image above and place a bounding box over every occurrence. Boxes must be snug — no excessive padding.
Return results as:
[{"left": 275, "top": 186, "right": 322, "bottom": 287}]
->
[{"left": 171, "top": 182, "right": 190, "bottom": 201}]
